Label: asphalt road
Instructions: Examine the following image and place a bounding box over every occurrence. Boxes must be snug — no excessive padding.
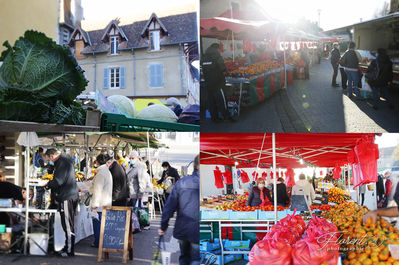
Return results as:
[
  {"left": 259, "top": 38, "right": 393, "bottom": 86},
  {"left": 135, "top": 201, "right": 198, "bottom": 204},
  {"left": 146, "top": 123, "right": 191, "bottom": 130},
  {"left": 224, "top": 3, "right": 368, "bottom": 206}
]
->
[
  {"left": 0, "top": 215, "right": 178, "bottom": 265},
  {"left": 201, "top": 59, "right": 399, "bottom": 133}
]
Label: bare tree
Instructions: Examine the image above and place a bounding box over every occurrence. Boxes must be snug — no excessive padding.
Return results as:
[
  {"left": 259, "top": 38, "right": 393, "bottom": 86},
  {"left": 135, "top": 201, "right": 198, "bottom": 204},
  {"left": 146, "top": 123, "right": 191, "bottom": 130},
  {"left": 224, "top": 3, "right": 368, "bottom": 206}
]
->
[{"left": 374, "top": 1, "right": 390, "bottom": 18}]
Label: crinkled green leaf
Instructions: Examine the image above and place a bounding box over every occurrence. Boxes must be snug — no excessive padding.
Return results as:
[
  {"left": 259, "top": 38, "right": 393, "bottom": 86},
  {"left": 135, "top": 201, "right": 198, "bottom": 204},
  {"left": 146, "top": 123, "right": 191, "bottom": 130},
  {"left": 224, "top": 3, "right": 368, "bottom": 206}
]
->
[
  {"left": 0, "top": 100, "right": 50, "bottom": 122},
  {"left": 0, "top": 30, "right": 88, "bottom": 104}
]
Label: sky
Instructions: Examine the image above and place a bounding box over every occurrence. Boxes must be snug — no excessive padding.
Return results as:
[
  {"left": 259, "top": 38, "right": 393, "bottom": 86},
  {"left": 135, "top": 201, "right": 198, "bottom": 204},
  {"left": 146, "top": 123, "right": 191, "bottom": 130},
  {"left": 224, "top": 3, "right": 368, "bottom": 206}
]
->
[
  {"left": 255, "top": 0, "right": 389, "bottom": 31},
  {"left": 81, "top": 0, "right": 197, "bottom": 30},
  {"left": 375, "top": 133, "right": 399, "bottom": 148}
]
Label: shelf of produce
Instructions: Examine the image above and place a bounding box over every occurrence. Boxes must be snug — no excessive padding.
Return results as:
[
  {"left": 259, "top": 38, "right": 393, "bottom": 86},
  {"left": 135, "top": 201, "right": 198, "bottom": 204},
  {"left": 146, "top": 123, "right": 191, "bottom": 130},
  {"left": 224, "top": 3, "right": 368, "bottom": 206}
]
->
[
  {"left": 0, "top": 120, "right": 100, "bottom": 132},
  {"left": 100, "top": 112, "right": 200, "bottom": 132},
  {"left": 200, "top": 219, "right": 275, "bottom": 265}
]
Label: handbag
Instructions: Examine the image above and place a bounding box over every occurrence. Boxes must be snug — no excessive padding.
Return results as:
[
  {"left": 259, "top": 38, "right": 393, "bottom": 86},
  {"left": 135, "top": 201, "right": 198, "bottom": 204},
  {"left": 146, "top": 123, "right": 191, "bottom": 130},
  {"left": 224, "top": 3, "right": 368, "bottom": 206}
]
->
[
  {"left": 152, "top": 236, "right": 166, "bottom": 265},
  {"left": 83, "top": 193, "right": 92, "bottom": 207}
]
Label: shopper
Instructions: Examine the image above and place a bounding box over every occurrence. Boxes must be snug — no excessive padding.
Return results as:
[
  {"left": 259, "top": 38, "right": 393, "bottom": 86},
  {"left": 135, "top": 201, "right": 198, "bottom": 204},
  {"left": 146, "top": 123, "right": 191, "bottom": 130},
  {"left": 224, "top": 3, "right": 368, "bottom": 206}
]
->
[
  {"left": 159, "top": 155, "right": 200, "bottom": 265},
  {"left": 126, "top": 151, "right": 147, "bottom": 207},
  {"left": 44, "top": 149, "right": 78, "bottom": 257},
  {"left": 34, "top": 147, "right": 45, "bottom": 168},
  {"left": 202, "top": 43, "right": 228, "bottom": 122},
  {"left": 292, "top": 173, "right": 316, "bottom": 203},
  {"left": 367, "top": 48, "right": 394, "bottom": 110},
  {"left": 339, "top": 62, "right": 348, "bottom": 89},
  {"left": 340, "top": 42, "right": 362, "bottom": 99},
  {"left": 364, "top": 181, "right": 399, "bottom": 223},
  {"left": 377, "top": 173, "right": 385, "bottom": 203},
  {"left": 157, "top": 161, "right": 180, "bottom": 199},
  {"left": 116, "top": 150, "right": 128, "bottom": 169},
  {"left": 108, "top": 156, "right": 130, "bottom": 206},
  {"left": 383, "top": 170, "right": 393, "bottom": 208},
  {"left": 247, "top": 178, "right": 272, "bottom": 207},
  {"left": 300, "top": 48, "right": 310, "bottom": 80},
  {"left": 273, "top": 177, "right": 289, "bottom": 207},
  {"left": 358, "top": 184, "right": 366, "bottom": 206},
  {"left": 330, "top": 42, "right": 340, "bottom": 87},
  {"left": 90, "top": 154, "right": 113, "bottom": 248},
  {"left": 166, "top": 97, "right": 183, "bottom": 117}
]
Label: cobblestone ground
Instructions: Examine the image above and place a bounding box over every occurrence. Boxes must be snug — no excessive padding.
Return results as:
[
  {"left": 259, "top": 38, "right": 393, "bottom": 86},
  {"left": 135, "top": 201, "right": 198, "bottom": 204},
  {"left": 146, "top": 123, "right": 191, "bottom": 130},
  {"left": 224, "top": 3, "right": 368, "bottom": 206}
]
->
[
  {"left": 0, "top": 215, "right": 178, "bottom": 265},
  {"left": 201, "top": 59, "right": 399, "bottom": 132}
]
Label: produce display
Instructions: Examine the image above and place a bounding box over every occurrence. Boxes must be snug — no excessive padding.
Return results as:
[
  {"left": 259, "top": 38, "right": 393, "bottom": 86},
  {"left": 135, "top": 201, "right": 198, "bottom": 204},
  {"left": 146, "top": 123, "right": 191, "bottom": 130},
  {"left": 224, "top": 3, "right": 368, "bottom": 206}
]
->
[
  {"left": 107, "top": 95, "right": 137, "bottom": 118},
  {"left": 323, "top": 202, "right": 399, "bottom": 264},
  {"left": 327, "top": 187, "right": 351, "bottom": 204},
  {"left": 136, "top": 104, "right": 178, "bottom": 123},
  {"left": 227, "top": 60, "right": 284, "bottom": 78},
  {"left": 210, "top": 194, "right": 288, "bottom": 212},
  {"left": 0, "top": 30, "right": 88, "bottom": 125},
  {"left": 310, "top": 204, "right": 332, "bottom": 211}
]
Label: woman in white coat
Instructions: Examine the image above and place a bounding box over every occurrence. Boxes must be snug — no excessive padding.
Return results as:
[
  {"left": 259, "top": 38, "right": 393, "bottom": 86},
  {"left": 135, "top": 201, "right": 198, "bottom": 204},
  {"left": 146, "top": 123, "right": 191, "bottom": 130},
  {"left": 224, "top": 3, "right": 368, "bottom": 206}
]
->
[{"left": 90, "top": 154, "right": 113, "bottom": 247}]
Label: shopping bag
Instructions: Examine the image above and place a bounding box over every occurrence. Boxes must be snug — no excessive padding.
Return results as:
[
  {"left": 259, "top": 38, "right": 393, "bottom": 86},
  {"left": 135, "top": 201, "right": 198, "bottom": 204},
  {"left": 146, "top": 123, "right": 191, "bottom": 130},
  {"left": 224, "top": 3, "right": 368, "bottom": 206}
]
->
[
  {"left": 361, "top": 75, "right": 372, "bottom": 92},
  {"left": 131, "top": 209, "right": 141, "bottom": 233},
  {"left": 138, "top": 208, "right": 150, "bottom": 227},
  {"left": 152, "top": 236, "right": 165, "bottom": 265}
]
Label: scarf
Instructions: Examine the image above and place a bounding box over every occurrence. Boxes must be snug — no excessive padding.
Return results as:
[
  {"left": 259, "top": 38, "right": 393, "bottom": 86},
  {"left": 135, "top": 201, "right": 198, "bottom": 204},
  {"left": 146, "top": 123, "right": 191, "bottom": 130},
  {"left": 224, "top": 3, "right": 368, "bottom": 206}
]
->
[{"left": 260, "top": 188, "right": 264, "bottom": 202}]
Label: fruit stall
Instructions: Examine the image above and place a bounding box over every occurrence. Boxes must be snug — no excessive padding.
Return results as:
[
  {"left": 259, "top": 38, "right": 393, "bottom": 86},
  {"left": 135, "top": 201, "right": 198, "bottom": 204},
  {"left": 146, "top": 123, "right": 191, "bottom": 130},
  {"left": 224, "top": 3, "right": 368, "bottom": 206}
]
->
[{"left": 200, "top": 133, "right": 382, "bottom": 265}]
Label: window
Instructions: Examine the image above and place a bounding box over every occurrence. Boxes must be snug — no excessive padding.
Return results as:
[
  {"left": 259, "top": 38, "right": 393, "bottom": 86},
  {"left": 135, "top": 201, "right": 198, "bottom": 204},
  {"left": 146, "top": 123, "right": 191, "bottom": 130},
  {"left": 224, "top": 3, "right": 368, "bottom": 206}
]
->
[
  {"left": 149, "top": 64, "right": 163, "bottom": 88},
  {"left": 62, "top": 29, "right": 70, "bottom": 45},
  {"left": 110, "top": 36, "right": 118, "bottom": 55},
  {"left": 103, "top": 67, "right": 125, "bottom": 89},
  {"left": 150, "top": 30, "right": 160, "bottom": 51}
]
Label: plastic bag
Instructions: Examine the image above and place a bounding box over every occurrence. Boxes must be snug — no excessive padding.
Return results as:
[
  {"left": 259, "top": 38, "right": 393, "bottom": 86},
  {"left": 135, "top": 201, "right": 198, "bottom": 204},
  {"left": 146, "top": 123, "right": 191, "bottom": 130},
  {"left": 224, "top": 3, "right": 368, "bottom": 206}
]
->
[
  {"left": 152, "top": 236, "right": 165, "bottom": 265},
  {"left": 361, "top": 75, "right": 372, "bottom": 92},
  {"left": 292, "top": 235, "right": 339, "bottom": 265},
  {"left": 285, "top": 168, "right": 295, "bottom": 188},
  {"left": 223, "top": 170, "right": 233, "bottom": 185},
  {"left": 131, "top": 210, "right": 141, "bottom": 233},
  {"left": 214, "top": 166, "right": 224, "bottom": 189},
  {"left": 265, "top": 226, "right": 300, "bottom": 245},
  {"left": 240, "top": 170, "right": 250, "bottom": 183},
  {"left": 249, "top": 238, "right": 292, "bottom": 265}
]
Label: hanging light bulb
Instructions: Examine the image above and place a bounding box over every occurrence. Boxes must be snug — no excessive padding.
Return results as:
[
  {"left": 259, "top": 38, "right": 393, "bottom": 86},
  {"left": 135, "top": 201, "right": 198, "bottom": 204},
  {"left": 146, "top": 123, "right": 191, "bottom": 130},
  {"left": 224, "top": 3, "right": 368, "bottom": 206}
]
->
[
  {"left": 234, "top": 159, "right": 239, "bottom": 166},
  {"left": 300, "top": 158, "right": 304, "bottom": 164}
]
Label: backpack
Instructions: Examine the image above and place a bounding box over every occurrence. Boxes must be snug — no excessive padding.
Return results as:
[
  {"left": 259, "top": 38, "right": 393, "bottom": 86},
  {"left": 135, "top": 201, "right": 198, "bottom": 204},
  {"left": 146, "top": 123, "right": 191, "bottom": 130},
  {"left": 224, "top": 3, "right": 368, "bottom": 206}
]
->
[
  {"left": 177, "top": 104, "right": 200, "bottom": 125},
  {"left": 365, "top": 60, "right": 379, "bottom": 85}
]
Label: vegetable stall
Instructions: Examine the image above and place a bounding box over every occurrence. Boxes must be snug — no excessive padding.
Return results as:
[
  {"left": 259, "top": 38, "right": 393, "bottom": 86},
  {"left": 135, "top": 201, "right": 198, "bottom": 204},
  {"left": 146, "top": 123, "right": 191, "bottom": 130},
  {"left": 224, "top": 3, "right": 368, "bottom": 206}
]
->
[
  {"left": 199, "top": 133, "right": 394, "bottom": 265},
  {"left": 200, "top": 16, "right": 294, "bottom": 115},
  {"left": 0, "top": 131, "right": 162, "bottom": 255}
]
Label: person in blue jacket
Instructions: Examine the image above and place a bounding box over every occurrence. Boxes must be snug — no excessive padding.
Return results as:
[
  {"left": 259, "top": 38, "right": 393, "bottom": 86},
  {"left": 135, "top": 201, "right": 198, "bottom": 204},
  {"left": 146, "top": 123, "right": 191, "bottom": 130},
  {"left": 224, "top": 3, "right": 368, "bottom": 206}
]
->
[{"left": 159, "top": 155, "right": 200, "bottom": 265}]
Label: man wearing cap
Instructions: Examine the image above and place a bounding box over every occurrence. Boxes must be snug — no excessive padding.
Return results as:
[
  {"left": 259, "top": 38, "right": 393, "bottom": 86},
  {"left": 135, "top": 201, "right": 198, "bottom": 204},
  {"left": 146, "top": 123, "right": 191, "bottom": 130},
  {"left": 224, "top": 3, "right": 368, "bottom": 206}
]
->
[
  {"left": 330, "top": 42, "right": 340, "bottom": 87},
  {"left": 126, "top": 151, "right": 147, "bottom": 207}
]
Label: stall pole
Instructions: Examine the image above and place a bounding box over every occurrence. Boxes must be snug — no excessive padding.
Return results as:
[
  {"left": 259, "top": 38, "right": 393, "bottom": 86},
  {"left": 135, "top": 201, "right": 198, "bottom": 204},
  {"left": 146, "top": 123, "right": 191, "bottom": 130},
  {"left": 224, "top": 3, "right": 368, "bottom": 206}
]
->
[
  {"left": 283, "top": 42, "right": 288, "bottom": 89},
  {"left": 24, "top": 135, "right": 31, "bottom": 255},
  {"left": 256, "top": 133, "right": 266, "bottom": 179},
  {"left": 230, "top": 4, "right": 235, "bottom": 62},
  {"left": 146, "top": 132, "right": 155, "bottom": 219},
  {"left": 272, "top": 133, "right": 277, "bottom": 222},
  {"left": 85, "top": 134, "right": 89, "bottom": 180}
]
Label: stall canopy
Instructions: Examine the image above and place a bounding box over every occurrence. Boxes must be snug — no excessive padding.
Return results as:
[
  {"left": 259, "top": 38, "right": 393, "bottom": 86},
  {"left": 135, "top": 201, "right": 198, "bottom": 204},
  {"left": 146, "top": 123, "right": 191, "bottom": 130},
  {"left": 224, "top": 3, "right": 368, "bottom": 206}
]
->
[
  {"left": 200, "top": 17, "right": 276, "bottom": 40},
  {"left": 200, "top": 133, "right": 376, "bottom": 169}
]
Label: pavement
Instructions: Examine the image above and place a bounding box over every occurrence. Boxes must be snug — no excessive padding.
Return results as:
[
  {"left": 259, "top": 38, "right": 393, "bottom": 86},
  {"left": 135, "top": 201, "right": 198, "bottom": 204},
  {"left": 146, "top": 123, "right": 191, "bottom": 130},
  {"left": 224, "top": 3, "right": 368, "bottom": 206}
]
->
[
  {"left": 0, "top": 215, "right": 179, "bottom": 265},
  {"left": 201, "top": 59, "right": 399, "bottom": 132}
]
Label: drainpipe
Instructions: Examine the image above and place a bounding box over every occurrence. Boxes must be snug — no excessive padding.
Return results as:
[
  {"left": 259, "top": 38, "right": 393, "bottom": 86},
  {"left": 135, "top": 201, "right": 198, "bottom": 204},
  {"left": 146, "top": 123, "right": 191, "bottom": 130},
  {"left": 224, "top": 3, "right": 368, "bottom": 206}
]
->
[
  {"left": 93, "top": 52, "right": 97, "bottom": 93},
  {"left": 179, "top": 43, "right": 184, "bottom": 97},
  {"left": 133, "top": 48, "right": 136, "bottom": 96}
]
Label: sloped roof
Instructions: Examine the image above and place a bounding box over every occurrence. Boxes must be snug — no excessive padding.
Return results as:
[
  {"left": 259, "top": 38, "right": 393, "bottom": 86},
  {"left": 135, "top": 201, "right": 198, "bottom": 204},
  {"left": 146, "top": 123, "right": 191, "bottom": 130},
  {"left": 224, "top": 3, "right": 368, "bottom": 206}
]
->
[
  {"left": 140, "top": 13, "right": 168, "bottom": 36},
  {"left": 68, "top": 26, "right": 92, "bottom": 46},
  {"left": 101, "top": 20, "right": 129, "bottom": 41},
  {"left": 80, "top": 12, "right": 197, "bottom": 54}
]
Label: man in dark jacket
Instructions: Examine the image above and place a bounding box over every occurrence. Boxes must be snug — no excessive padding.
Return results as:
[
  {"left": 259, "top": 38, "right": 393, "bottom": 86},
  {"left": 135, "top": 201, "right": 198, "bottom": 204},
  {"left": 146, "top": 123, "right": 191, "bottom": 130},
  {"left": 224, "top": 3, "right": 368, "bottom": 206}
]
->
[
  {"left": 202, "top": 43, "right": 228, "bottom": 122},
  {"left": 340, "top": 42, "right": 362, "bottom": 99},
  {"left": 377, "top": 173, "right": 385, "bottom": 202},
  {"left": 367, "top": 48, "right": 394, "bottom": 110},
  {"left": 330, "top": 43, "right": 340, "bottom": 87},
  {"left": 159, "top": 155, "right": 200, "bottom": 265},
  {"left": 44, "top": 149, "right": 78, "bottom": 257},
  {"left": 108, "top": 158, "right": 129, "bottom": 206}
]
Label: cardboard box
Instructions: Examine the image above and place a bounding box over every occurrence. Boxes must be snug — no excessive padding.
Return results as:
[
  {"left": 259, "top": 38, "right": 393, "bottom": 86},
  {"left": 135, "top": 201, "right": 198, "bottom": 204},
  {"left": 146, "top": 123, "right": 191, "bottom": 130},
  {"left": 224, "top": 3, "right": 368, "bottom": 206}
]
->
[
  {"left": 201, "top": 210, "right": 230, "bottom": 220},
  {"left": 229, "top": 211, "right": 257, "bottom": 220},
  {"left": 0, "top": 232, "right": 12, "bottom": 253},
  {"left": 200, "top": 238, "right": 222, "bottom": 252},
  {"left": 223, "top": 239, "right": 251, "bottom": 250}
]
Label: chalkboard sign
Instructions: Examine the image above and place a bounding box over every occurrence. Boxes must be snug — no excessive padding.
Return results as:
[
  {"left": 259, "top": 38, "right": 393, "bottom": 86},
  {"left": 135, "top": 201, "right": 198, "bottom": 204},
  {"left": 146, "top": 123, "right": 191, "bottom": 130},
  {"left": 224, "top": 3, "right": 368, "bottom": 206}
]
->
[
  {"left": 290, "top": 195, "right": 310, "bottom": 212},
  {"left": 98, "top": 206, "right": 133, "bottom": 263}
]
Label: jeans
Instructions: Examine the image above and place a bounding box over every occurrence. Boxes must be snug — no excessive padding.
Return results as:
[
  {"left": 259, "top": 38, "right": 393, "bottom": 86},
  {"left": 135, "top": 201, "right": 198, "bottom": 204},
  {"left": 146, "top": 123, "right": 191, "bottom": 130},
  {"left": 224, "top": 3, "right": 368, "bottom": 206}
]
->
[
  {"left": 207, "top": 88, "right": 228, "bottom": 121},
  {"left": 372, "top": 86, "right": 393, "bottom": 107},
  {"left": 345, "top": 69, "right": 360, "bottom": 98},
  {"left": 178, "top": 240, "right": 200, "bottom": 265},
  {"left": 92, "top": 212, "right": 102, "bottom": 247},
  {"left": 331, "top": 63, "right": 338, "bottom": 85}
]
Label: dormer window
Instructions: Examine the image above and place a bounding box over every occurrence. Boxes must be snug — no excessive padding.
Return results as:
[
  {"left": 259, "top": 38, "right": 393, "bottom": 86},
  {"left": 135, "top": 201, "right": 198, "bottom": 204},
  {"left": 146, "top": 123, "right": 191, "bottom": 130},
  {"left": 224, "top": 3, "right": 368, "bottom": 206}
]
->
[
  {"left": 150, "top": 30, "right": 160, "bottom": 51},
  {"left": 110, "top": 36, "right": 118, "bottom": 55}
]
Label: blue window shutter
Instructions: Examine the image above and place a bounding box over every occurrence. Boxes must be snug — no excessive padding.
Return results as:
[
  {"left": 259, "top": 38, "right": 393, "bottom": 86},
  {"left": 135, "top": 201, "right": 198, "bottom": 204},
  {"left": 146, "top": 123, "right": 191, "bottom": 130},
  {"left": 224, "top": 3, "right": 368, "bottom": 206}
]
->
[
  {"left": 157, "top": 64, "right": 163, "bottom": 87},
  {"left": 149, "top": 65, "right": 155, "bottom": 87},
  {"left": 120, "top": 67, "right": 125, "bottom": 88},
  {"left": 103, "top": 68, "right": 109, "bottom": 89}
]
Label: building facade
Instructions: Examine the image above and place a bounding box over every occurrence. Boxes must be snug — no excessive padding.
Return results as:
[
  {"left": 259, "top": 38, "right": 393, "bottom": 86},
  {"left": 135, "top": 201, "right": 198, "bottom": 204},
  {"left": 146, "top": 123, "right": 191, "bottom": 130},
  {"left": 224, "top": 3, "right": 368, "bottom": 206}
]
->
[{"left": 68, "top": 12, "right": 198, "bottom": 103}]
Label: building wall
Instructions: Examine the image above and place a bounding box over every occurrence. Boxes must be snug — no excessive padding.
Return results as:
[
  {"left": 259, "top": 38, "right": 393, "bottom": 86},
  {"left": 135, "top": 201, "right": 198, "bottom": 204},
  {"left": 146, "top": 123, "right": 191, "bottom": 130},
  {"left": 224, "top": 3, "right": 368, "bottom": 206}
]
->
[
  {"left": 0, "top": 0, "right": 59, "bottom": 53},
  {"left": 77, "top": 45, "right": 185, "bottom": 98},
  {"left": 354, "top": 26, "right": 392, "bottom": 50}
]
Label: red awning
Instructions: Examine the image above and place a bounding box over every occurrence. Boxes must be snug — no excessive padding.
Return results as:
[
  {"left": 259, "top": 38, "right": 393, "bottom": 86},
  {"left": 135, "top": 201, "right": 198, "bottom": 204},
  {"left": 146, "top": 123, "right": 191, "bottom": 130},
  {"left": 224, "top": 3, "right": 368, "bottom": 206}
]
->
[
  {"left": 200, "top": 133, "right": 376, "bottom": 169},
  {"left": 200, "top": 17, "right": 276, "bottom": 40}
]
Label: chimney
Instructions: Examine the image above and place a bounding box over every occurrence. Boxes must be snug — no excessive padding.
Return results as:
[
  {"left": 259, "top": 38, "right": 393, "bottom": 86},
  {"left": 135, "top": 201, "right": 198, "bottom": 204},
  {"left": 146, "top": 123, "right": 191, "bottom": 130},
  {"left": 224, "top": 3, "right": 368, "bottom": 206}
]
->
[{"left": 391, "top": 0, "right": 399, "bottom": 13}]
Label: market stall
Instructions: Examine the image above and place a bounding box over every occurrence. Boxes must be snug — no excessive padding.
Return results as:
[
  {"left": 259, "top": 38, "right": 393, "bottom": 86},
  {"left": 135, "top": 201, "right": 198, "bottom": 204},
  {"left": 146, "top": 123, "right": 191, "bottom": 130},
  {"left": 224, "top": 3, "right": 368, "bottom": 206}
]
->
[
  {"left": 199, "top": 133, "right": 384, "bottom": 265},
  {"left": 201, "top": 16, "right": 294, "bottom": 113},
  {"left": 0, "top": 131, "right": 161, "bottom": 255}
]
